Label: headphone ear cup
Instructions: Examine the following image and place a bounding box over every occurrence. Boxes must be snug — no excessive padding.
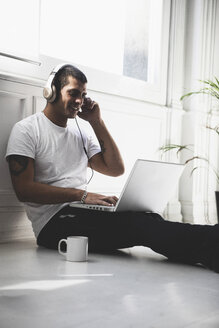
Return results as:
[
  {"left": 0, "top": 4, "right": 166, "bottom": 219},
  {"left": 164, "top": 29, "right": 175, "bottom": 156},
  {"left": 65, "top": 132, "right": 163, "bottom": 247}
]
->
[
  {"left": 43, "top": 63, "right": 69, "bottom": 102},
  {"left": 43, "top": 75, "right": 56, "bottom": 102},
  {"left": 48, "top": 85, "right": 57, "bottom": 103},
  {"left": 43, "top": 85, "right": 53, "bottom": 100}
]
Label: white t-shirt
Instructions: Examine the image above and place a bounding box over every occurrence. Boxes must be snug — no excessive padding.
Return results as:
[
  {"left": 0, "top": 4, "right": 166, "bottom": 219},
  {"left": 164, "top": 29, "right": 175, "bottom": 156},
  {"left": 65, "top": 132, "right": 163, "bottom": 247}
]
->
[{"left": 6, "top": 112, "right": 101, "bottom": 237}]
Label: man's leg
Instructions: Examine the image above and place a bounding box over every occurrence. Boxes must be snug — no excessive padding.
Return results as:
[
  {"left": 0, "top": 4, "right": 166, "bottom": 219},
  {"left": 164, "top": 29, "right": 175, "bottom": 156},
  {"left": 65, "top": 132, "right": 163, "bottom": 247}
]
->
[
  {"left": 37, "top": 206, "right": 219, "bottom": 272},
  {"left": 37, "top": 206, "right": 152, "bottom": 250}
]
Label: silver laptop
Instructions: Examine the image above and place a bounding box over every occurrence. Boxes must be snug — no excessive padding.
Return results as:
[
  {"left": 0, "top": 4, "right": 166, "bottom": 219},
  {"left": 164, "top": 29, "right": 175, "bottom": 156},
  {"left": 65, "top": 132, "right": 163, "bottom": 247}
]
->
[{"left": 70, "top": 159, "right": 185, "bottom": 213}]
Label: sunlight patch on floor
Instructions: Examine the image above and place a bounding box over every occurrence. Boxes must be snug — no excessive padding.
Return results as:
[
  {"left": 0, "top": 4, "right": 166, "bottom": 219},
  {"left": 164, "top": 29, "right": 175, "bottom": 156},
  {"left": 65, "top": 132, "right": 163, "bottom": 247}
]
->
[{"left": 0, "top": 279, "right": 89, "bottom": 291}]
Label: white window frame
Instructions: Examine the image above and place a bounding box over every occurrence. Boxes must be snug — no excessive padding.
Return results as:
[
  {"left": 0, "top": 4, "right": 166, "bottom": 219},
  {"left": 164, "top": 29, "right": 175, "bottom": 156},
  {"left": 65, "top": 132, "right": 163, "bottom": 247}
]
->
[{"left": 0, "top": 0, "right": 171, "bottom": 105}]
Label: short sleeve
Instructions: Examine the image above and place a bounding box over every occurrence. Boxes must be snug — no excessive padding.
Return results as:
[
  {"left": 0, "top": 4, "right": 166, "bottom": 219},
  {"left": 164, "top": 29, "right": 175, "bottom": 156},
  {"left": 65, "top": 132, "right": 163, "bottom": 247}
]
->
[
  {"left": 87, "top": 134, "right": 101, "bottom": 159},
  {"left": 5, "top": 122, "right": 36, "bottom": 160}
]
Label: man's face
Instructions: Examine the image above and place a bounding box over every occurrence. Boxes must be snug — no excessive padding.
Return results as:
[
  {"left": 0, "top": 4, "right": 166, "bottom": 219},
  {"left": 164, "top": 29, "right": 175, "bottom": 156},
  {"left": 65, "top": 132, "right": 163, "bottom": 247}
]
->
[{"left": 56, "top": 76, "right": 87, "bottom": 119}]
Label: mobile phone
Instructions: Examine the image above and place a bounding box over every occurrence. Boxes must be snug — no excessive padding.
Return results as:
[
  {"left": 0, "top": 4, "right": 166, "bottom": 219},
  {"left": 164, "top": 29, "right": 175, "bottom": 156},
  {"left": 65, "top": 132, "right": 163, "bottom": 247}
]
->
[{"left": 81, "top": 96, "right": 92, "bottom": 111}]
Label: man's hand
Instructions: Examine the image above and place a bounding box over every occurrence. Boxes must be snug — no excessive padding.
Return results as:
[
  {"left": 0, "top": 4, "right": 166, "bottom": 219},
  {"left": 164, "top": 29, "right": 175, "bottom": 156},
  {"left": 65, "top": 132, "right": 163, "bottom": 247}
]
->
[
  {"left": 85, "top": 192, "right": 118, "bottom": 206},
  {"left": 77, "top": 97, "right": 101, "bottom": 123}
]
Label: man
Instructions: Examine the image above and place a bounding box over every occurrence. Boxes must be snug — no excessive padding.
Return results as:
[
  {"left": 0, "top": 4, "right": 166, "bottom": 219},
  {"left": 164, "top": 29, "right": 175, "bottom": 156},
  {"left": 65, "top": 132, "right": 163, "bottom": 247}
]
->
[{"left": 6, "top": 64, "right": 219, "bottom": 273}]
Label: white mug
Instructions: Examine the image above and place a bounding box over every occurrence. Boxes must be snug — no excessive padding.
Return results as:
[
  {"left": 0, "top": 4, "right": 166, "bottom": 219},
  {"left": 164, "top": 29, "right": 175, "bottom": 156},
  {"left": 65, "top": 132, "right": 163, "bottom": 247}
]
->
[{"left": 58, "top": 236, "right": 88, "bottom": 262}]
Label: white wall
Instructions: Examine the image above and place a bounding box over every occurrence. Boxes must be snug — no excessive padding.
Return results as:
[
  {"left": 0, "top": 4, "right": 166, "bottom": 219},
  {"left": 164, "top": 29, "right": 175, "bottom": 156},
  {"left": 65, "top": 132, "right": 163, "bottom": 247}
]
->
[
  {"left": 0, "top": 0, "right": 218, "bottom": 242},
  {"left": 0, "top": 79, "right": 43, "bottom": 241},
  {"left": 180, "top": 0, "right": 219, "bottom": 224}
]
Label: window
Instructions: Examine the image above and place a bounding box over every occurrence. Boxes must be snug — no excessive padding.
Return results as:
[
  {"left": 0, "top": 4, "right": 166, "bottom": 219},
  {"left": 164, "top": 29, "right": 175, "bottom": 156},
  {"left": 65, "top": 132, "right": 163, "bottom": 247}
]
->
[
  {"left": 40, "top": 0, "right": 164, "bottom": 84},
  {"left": 0, "top": 0, "right": 40, "bottom": 62},
  {"left": 0, "top": 0, "right": 170, "bottom": 104},
  {"left": 41, "top": 0, "right": 153, "bottom": 82}
]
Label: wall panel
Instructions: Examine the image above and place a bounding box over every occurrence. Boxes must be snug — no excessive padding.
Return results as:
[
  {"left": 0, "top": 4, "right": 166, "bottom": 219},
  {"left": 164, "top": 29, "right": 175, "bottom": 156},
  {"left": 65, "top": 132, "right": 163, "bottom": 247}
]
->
[{"left": 0, "top": 79, "right": 43, "bottom": 242}]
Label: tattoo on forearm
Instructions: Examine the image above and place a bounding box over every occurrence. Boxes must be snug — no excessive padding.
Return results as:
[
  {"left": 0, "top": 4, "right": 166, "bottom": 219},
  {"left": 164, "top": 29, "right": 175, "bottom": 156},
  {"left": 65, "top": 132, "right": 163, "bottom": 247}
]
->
[
  {"left": 8, "top": 155, "right": 29, "bottom": 176},
  {"left": 99, "top": 140, "right": 106, "bottom": 154}
]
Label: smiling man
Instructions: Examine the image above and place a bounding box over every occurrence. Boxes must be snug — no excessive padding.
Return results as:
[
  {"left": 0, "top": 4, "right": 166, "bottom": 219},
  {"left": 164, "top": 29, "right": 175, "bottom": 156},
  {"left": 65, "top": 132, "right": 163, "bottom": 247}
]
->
[
  {"left": 5, "top": 64, "right": 219, "bottom": 273},
  {"left": 44, "top": 74, "right": 87, "bottom": 123}
]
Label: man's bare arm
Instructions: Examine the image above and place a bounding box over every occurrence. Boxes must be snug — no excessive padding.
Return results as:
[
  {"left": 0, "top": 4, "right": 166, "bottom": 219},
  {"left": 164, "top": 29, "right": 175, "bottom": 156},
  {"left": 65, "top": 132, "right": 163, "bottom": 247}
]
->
[
  {"left": 7, "top": 155, "right": 117, "bottom": 205},
  {"left": 78, "top": 99, "right": 125, "bottom": 177},
  {"left": 7, "top": 155, "right": 84, "bottom": 204},
  {"left": 89, "top": 118, "right": 125, "bottom": 177}
]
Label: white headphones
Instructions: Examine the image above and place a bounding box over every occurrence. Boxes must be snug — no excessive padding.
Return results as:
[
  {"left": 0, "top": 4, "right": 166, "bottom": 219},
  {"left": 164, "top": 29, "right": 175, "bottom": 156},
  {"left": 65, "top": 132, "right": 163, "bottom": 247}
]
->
[{"left": 43, "top": 63, "right": 70, "bottom": 103}]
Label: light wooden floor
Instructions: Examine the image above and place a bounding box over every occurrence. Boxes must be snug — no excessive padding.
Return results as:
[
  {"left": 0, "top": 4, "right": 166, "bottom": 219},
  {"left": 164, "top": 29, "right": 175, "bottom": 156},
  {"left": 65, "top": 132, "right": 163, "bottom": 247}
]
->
[{"left": 0, "top": 239, "right": 219, "bottom": 328}]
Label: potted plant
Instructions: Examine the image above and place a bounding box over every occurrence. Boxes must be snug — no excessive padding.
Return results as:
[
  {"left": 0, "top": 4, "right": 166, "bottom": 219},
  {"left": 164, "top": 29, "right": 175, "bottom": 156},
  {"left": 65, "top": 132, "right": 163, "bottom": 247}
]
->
[{"left": 160, "top": 78, "right": 219, "bottom": 221}]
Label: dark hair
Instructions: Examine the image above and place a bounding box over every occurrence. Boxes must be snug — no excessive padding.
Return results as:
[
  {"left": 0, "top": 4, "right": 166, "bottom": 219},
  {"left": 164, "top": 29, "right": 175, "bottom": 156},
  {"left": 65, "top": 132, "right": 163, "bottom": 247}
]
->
[{"left": 52, "top": 65, "right": 87, "bottom": 102}]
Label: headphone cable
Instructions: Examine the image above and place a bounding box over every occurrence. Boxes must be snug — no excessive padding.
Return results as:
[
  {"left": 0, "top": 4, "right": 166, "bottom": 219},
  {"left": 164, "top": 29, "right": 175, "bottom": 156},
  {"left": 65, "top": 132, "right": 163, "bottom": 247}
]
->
[{"left": 75, "top": 117, "right": 94, "bottom": 186}]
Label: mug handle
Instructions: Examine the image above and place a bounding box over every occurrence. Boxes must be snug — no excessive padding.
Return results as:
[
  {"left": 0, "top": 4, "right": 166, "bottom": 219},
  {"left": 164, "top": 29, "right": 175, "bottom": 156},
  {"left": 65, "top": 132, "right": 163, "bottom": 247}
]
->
[{"left": 58, "top": 239, "right": 67, "bottom": 256}]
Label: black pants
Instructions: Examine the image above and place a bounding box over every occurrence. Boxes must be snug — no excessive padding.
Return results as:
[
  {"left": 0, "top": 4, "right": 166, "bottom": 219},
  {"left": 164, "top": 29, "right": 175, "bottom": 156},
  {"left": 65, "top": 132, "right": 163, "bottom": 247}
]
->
[{"left": 37, "top": 205, "right": 219, "bottom": 269}]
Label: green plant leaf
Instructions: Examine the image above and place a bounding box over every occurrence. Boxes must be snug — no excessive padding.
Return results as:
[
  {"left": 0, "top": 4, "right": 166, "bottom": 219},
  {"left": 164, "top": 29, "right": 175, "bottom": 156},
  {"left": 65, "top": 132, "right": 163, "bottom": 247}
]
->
[
  {"left": 203, "top": 79, "right": 219, "bottom": 92},
  {"left": 214, "top": 76, "right": 219, "bottom": 87},
  {"left": 180, "top": 77, "right": 219, "bottom": 101},
  {"left": 159, "top": 144, "right": 192, "bottom": 153}
]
